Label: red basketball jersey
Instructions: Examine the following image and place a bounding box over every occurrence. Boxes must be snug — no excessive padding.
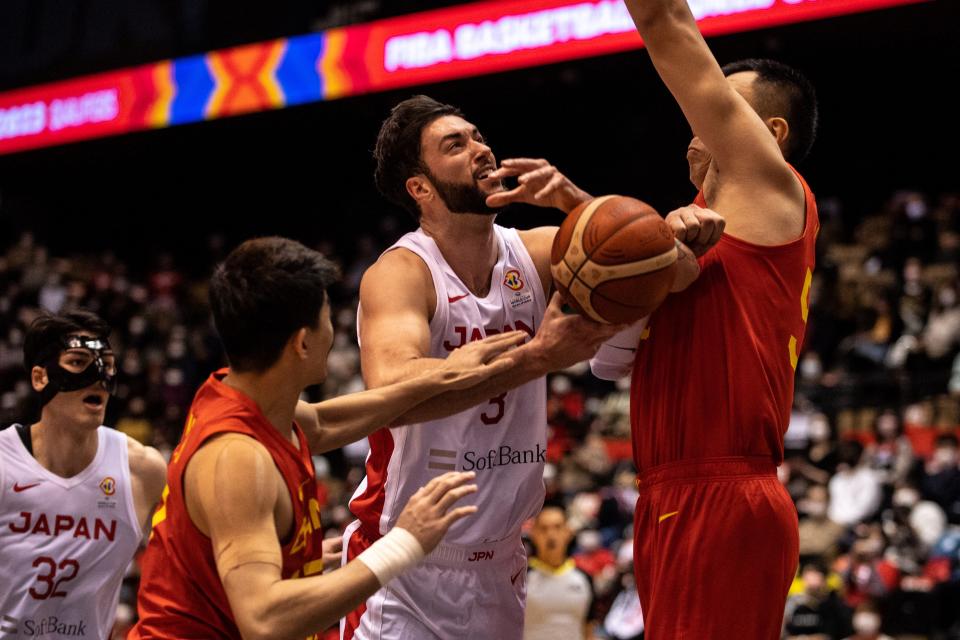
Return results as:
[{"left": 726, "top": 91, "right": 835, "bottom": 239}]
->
[
  {"left": 132, "top": 370, "right": 324, "bottom": 639},
  {"left": 630, "top": 169, "right": 819, "bottom": 471}
]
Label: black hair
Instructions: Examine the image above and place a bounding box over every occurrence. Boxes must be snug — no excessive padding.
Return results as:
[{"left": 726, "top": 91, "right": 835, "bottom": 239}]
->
[
  {"left": 373, "top": 95, "right": 464, "bottom": 219},
  {"left": 722, "top": 58, "right": 818, "bottom": 163},
  {"left": 209, "top": 237, "right": 340, "bottom": 373},
  {"left": 23, "top": 310, "right": 111, "bottom": 370}
]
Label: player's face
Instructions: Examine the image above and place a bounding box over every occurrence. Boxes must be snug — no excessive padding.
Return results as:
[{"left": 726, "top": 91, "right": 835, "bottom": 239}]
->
[
  {"left": 309, "top": 298, "right": 335, "bottom": 384},
  {"left": 38, "top": 340, "right": 116, "bottom": 430},
  {"left": 419, "top": 115, "right": 505, "bottom": 215}
]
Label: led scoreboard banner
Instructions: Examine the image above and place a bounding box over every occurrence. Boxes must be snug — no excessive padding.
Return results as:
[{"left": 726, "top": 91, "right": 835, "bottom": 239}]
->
[{"left": 0, "top": 0, "right": 924, "bottom": 155}]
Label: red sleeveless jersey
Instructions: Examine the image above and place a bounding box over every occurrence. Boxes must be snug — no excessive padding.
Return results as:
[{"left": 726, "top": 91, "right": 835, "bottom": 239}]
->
[
  {"left": 630, "top": 169, "right": 819, "bottom": 471},
  {"left": 132, "top": 370, "right": 325, "bottom": 639}
]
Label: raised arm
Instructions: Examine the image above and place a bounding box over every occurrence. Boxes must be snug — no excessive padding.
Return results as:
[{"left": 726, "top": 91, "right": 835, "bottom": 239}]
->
[
  {"left": 624, "top": 0, "right": 788, "bottom": 180},
  {"left": 623, "top": 0, "right": 804, "bottom": 243}
]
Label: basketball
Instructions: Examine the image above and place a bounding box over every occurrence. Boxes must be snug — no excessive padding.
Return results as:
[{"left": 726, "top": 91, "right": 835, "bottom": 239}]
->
[{"left": 551, "top": 195, "right": 678, "bottom": 324}]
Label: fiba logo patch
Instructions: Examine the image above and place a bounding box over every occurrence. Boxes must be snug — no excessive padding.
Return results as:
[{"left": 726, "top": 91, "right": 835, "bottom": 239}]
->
[
  {"left": 503, "top": 269, "right": 524, "bottom": 291},
  {"left": 99, "top": 476, "right": 116, "bottom": 497}
]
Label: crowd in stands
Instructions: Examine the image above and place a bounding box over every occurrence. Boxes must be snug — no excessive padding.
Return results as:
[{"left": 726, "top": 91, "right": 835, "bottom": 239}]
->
[{"left": 1, "top": 188, "right": 958, "bottom": 639}]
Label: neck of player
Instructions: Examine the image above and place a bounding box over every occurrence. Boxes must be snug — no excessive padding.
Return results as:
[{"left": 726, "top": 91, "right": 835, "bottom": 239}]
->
[
  {"left": 30, "top": 419, "right": 100, "bottom": 478},
  {"left": 222, "top": 368, "right": 300, "bottom": 447},
  {"left": 421, "top": 213, "right": 499, "bottom": 296}
]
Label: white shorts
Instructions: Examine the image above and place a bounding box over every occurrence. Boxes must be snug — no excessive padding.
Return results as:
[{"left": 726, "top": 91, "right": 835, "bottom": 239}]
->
[{"left": 341, "top": 520, "right": 528, "bottom": 640}]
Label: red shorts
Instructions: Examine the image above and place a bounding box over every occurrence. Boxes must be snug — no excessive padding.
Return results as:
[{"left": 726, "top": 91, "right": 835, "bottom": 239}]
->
[{"left": 633, "top": 456, "right": 798, "bottom": 640}]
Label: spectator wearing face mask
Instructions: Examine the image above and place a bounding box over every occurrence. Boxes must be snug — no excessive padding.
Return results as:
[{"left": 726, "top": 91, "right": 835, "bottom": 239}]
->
[
  {"left": 837, "top": 525, "right": 899, "bottom": 608},
  {"left": 841, "top": 602, "right": 893, "bottom": 640},
  {"left": 920, "top": 284, "right": 960, "bottom": 362},
  {"left": 864, "top": 410, "right": 914, "bottom": 487},
  {"left": 920, "top": 434, "right": 960, "bottom": 524},
  {"left": 783, "top": 563, "right": 852, "bottom": 640},
  {"left": 799, "top": 484, "right": 845, "bottom": 562},
  {"left": 790, "top": 413, "right": 838, "bottom": 488},
  {"left": 829, "top": 441, "right": 883, "bottom": 527}
]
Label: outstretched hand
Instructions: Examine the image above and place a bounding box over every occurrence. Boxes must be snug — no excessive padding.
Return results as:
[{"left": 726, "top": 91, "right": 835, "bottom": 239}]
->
[{"left": 485, "top": 158, "right": 591, "bottom": 213}]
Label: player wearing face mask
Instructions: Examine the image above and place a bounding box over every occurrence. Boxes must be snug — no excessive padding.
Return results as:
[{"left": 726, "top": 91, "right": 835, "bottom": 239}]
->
[{"left": 0, "top": 311, "right": 167, "bottom": 639}]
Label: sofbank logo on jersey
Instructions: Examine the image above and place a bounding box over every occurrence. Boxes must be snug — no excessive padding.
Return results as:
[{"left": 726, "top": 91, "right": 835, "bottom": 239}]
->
[
  {"left": 462, "top": 444, "right": 546, "bottom": 471},
  {"left": 0, "top": 613, "right": 87, "bottom": 637}
]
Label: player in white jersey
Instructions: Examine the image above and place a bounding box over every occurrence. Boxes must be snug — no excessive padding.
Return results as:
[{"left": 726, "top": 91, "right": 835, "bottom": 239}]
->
[
  {"left": 0, "top": 311, "right": 166, "bottom": 639},
  {"left": 341, "top": 95, "right": 637, "bottom": 640}
]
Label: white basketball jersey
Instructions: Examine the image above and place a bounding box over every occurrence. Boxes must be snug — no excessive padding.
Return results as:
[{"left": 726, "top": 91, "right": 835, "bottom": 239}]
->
[
  {"left": 0, "top": 425, "right": 141, "bottom": 639},
  {"left": 351, "top": 225, "right": 548, "bottom": 546}
]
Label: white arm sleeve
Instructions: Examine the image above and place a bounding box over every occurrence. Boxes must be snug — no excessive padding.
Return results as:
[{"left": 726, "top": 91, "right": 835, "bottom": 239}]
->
[{"left": 589, "top": 318, "right": 648, "bottom": 381}]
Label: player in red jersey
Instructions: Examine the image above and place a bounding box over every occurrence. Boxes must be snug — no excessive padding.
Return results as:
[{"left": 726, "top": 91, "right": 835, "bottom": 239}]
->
[
  {"left": 132, "top": 237, "right": 527, "bottom": 640},
  {"left": 587, "top": 1, "right": 821, "bottom": 637}
]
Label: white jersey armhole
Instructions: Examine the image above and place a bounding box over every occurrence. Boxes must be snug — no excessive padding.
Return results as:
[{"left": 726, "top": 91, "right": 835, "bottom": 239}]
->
[{"left": 110, "top": 428, "right": 144, "bottom": 541}]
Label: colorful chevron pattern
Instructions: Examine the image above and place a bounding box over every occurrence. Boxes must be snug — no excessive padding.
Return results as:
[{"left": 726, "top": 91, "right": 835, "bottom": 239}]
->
[{"left": 0, "top": 0, "right": 924, "bottom": 155}]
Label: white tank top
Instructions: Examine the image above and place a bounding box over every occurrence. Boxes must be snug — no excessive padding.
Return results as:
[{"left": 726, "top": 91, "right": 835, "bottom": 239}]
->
[
  {"left": 0, "top": 425, "right": 142, "bottom": 639},
  {"left": 351, "top": 225, "right": 548, "bottom": 546}
]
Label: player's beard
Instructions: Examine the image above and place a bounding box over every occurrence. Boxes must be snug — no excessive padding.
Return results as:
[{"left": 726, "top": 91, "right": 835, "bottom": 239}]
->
[{"left": 427, "top": 170, "right": 502, "bottom": 216}]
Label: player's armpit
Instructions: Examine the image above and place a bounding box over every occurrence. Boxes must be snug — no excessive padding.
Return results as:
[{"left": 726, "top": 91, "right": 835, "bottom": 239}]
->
[{"left": 359, "top": 249, "right": 444, "bottom": 388}]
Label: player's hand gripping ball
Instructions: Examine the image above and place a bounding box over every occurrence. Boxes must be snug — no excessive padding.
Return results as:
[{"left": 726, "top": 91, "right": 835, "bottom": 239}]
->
[{"left": 551, "top": 195, "right": 678, "bottom": 324}]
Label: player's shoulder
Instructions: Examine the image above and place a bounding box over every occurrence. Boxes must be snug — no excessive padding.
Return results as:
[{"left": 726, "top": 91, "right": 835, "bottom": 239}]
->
[
  {"left": 363, "top": 247, "right": 432, "bottom": 289},
  {"left": 191, "top": 432, "right": 273, "bottom": 471},
  {"left": 361, "top": 247, "right": 434, "bottom": 315},
  {"left": 515, "top": 226, "right": 558, "bottom": 258}
]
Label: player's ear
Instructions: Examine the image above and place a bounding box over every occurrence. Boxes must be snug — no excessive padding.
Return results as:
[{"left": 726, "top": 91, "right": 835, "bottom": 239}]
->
[
  {"left": 291, "top": 328, "right": 309, "bottom": 360},
  {"left": 766, "top": 117, "right": 790, "bottom": 151},
  {"left": 31, "top": 366, "right": 48, "bottom": 392},
  {"left": 406, "top": 175, "right": 433, "bottom": 206}
]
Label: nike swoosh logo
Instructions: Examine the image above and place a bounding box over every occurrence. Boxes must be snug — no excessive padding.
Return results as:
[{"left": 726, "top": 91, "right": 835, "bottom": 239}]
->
[
  {"left": 510, "top": 567, "right": 524, "bottom": 585},
  {"left": 658, "top": 511, "right": 679, "bottom": 524},
  {"left": 13, "top": 482, "right": 41, "bottom": 492},
  {"left": 608, "top": 344, "right": 637, "bottom": 352},
  {"left": 448, "top": 294, "right": 470, "bottom": 303}
]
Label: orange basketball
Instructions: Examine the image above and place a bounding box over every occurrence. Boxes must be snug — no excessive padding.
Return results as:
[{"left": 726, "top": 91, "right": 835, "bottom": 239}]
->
[{"left": 551, "top": 195, "right": 678, "bottom": 324}]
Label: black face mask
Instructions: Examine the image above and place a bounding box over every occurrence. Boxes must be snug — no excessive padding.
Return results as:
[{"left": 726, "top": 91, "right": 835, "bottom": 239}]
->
[{"left": 36, "top": 336, "right": 118, "bottom": 407}]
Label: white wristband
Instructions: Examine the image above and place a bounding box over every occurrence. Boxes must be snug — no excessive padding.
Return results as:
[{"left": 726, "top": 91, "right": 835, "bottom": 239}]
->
[{"left": 356, "top": 527, "right": 425, "bottom": 586}]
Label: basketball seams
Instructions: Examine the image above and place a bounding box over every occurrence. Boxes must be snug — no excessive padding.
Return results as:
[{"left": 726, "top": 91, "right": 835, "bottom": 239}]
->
[
  {"left": 565, "top": 195, "right": 613, "bottom": 276},
  {"left": 552, "top": 195, "right": 677, "bottom": 324},
  {"left": 578, "top": 245, "right": 678, "bottom": 280}
]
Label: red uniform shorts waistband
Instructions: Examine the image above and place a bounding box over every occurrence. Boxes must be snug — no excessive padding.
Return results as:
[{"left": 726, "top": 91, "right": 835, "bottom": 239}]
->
[{"left": 637, "top": 455, "right": 777, "bottom": 489}]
